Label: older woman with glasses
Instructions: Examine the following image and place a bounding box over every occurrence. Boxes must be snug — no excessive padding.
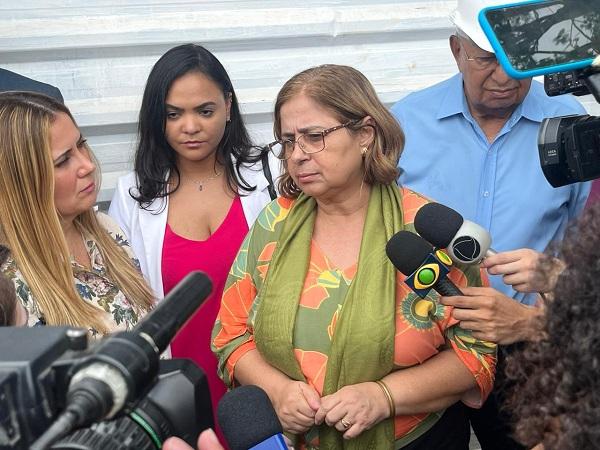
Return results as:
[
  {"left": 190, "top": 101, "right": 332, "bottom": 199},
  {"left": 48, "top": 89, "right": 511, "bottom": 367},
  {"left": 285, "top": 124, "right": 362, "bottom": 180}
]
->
[{"left": 212, "top": 65, "right": 496, "bottom": 449}]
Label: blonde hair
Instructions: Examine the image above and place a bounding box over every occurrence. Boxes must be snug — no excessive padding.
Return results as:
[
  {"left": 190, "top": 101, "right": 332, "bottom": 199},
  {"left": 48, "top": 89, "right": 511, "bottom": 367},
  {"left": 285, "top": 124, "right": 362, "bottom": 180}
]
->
[
  {"left": 0, "top": 92, "right": 153, "bottom": 334},
  {"left": 273, "top": 64, "right": 405, "bottom": 198}
]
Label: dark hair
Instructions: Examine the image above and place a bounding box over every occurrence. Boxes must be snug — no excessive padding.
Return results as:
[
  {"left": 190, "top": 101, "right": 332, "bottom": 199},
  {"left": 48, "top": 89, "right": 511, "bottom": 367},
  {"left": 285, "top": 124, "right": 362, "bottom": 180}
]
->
[
  {"left": 133, "top": 43, "right": 258, "bottom": 207},
  {"left": 0, "top": 245, "right": 16, "bottom": 326},
  {"left": 505, "top": 203, "right": 600, "bottom": 449}
]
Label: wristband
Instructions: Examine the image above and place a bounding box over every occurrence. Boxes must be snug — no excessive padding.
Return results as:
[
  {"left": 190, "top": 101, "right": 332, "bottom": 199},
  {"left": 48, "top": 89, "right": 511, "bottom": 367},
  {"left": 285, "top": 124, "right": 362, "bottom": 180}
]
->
[{"left": 375, "top": 379, "right": 396, "bottom": 418}]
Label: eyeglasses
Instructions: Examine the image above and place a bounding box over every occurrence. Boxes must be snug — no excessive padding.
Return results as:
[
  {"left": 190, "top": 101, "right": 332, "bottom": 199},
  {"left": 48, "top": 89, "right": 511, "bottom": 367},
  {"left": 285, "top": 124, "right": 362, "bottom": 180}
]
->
[
  {"left": 267, "top": 121, "right": 356, "bottom": 160},
  {"left": 460, "top": 42, "right": 498, "bottom": 70}
]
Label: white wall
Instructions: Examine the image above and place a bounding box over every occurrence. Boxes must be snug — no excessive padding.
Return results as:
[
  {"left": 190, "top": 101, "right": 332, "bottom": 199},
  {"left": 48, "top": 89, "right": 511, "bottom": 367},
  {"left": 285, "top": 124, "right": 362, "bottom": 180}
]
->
[{"left": 2, "top": 0, "right": 598, "bottom": 202}]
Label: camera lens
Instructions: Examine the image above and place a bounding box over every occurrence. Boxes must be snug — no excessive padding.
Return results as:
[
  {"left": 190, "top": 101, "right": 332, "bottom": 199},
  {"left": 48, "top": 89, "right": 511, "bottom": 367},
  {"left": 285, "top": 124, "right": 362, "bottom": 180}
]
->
[{"left": 537, "top": 114, "right": 600, "bottom": 187}]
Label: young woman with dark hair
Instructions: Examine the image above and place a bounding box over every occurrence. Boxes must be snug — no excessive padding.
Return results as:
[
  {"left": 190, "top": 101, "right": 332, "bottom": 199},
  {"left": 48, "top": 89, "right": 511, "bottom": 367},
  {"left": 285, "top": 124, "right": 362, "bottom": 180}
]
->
[{"left": 108, "top": 44, "right": 279, "bottom": 437}]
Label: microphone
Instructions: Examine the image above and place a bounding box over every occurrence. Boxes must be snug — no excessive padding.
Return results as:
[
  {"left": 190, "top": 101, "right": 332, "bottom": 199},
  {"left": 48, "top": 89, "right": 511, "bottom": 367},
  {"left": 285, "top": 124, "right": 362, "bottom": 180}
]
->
[
  {"left": 218, "top": 385, "right": 287, "bottom": 450},
  {"left": 386, "top": 230, "right": 463, "bottom": 298},
  {"left": 414, "top": 202, "right": 496, "bottom": 265},
  {"left": 65, "top": 271, "right": 212, "bottom": 425}
]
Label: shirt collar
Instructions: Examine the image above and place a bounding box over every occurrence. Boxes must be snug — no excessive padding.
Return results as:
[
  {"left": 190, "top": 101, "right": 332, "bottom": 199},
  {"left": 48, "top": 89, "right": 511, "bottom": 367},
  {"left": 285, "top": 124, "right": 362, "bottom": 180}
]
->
[
  {"left": 436, "top": 73, "right": 544, "bottom": 124},
  {"left": 518, "top": 83, "right": 545, "bottom": 123},
  {"left": 436, "top": 73, "right": 467, "bottom": 120}
]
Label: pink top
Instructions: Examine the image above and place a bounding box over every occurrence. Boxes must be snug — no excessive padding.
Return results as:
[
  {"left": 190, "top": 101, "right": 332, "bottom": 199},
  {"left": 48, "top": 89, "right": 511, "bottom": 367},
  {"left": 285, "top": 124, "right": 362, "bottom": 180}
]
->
[{"left": 162, "top": 195, "right": 248, "bottom": 445}]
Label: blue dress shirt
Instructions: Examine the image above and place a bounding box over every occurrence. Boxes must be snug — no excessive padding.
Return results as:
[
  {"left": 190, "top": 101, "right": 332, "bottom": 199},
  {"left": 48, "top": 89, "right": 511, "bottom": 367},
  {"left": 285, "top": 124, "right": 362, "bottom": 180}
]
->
[{"left": 391, "top": 74, "right": 591, "bottom": 305}]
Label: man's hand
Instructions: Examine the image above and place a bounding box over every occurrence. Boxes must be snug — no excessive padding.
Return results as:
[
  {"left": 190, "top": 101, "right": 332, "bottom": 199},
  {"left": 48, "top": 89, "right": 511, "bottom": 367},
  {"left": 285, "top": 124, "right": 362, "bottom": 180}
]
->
[
  {"left": 481, "top": 249, "right": 564, "bottom": 294},
  {"left": 441, "top": 286, "right": 544, "bottom": 344}
]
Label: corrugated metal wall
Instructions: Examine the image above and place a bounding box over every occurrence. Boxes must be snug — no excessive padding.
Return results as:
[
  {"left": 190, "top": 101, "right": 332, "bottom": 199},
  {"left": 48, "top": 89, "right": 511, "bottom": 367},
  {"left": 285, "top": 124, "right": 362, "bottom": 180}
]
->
[{"left": 2, "top": 0, "right": 598, "bottom": 202}]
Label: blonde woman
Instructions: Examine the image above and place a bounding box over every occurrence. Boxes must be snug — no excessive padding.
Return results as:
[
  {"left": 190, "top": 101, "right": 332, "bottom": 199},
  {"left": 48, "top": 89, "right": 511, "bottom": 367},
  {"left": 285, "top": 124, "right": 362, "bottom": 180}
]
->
[{"left": 0, "top": 91, "right": 154, "bottom": 336}]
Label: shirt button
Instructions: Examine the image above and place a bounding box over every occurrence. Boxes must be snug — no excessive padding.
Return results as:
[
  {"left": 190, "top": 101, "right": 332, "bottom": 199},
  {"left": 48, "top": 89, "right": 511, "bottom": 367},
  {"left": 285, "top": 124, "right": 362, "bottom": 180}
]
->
[{"left": 483, "top": 191, "right": 490, "bottom": 197}]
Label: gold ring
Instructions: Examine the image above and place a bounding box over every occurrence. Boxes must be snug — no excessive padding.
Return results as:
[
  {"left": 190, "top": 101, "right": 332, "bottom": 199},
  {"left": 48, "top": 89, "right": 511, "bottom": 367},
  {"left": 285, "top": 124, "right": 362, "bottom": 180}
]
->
[{"left": 340, "top": 418, "right": 352, "bottom": 429}]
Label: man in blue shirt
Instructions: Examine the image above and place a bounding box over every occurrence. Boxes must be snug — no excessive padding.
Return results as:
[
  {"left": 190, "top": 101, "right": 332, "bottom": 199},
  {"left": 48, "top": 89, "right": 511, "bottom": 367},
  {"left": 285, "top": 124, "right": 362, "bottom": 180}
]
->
[{"left": 391, "top": 0, "right": 590, "bottom": 448}]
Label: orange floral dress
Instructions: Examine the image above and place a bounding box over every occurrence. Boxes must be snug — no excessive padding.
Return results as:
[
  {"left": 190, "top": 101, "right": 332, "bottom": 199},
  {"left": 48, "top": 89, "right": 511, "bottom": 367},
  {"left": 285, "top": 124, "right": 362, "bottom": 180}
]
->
[{"left": 212, "top": 188, "right": 496, "bottom": 447}]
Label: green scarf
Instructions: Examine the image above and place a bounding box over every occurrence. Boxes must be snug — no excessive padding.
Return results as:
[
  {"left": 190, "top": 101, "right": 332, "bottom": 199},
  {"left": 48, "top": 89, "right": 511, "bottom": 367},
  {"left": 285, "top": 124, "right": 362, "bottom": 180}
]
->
[{"left": 255, "top": 183, "right": 406, "bottom": 449}]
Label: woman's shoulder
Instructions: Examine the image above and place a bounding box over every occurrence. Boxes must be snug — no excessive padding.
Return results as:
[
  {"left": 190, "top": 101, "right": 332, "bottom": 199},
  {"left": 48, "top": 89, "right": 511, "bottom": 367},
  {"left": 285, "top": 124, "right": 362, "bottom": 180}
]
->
[
  {"left": 399, "top": 186, "right": 431, "bottom": 204},
  {"left": 95, "top": 211, "right": 142, "bottom": 270},
  {"left": 96, "top": 212, "right": 133, "bottom": 247},
  {"left": 114, "top": 171, "right": 139, "bottom": 193},
  {"left": 398, "top": 186, "right": 432, "bottom": 225},
  {"left": 109, "top": 171, "right": 168, "bottom": 218},
  {"left": 236, "top": 150, "right": 282, "bottom": 190},
  {"left": 250, "top": 196, "right": 296, "bottom": 236},
  {"left": 109, "top": 172, "right": 139, "bottom": 213}
]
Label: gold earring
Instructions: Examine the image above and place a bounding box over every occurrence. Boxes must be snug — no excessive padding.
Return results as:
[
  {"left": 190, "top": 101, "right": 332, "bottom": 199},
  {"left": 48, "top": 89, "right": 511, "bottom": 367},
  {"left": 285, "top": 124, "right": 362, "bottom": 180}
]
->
[{"left": 361, "top": 147, "right": 368, "bottom": 157}]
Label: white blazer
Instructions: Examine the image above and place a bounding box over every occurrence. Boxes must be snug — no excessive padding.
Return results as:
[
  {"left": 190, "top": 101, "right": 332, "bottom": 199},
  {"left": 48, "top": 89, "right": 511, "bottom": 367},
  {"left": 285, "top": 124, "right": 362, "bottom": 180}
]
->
[{"left": 108, "top": 155, "right": 280, "bottom": 299}]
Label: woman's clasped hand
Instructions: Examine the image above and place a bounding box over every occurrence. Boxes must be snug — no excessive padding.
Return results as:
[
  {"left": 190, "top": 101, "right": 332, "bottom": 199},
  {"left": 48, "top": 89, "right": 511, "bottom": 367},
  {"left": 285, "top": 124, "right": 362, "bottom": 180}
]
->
[{"left": 270, "top": 380, "right": 390, "bottom": 439}]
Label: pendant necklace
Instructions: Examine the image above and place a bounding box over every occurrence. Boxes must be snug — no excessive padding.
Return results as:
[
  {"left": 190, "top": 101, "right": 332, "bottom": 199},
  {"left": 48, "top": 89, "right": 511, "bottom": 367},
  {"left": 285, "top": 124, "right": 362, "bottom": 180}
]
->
[{"left": 191, "top": 170, "right": 223, "bottom": 191}]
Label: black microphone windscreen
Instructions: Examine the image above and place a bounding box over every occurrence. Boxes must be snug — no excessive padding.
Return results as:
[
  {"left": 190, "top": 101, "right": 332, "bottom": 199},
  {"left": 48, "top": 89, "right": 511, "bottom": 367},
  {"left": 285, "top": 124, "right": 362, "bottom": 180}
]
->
[
  {"left": 134, "top": 271, "right": 212, "bottom": 352},
  {"left": 386, "top": 230, "right": 433, "bottom": 275},
  {"left": 217, "top": 385, "right": 283, "bottom": 450},
  {"left": 414, "top": 203, "right": 464, "bottom": 248}
]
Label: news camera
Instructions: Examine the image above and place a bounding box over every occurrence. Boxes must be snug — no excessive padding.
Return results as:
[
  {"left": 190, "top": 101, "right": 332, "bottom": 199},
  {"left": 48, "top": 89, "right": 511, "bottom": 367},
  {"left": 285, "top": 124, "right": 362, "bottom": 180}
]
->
[
  {"left": 480, "top": 0, "right": 600, "bottom": 187},
  {"left": 0, "top": 272, "right": 214, "bottom": 450}
]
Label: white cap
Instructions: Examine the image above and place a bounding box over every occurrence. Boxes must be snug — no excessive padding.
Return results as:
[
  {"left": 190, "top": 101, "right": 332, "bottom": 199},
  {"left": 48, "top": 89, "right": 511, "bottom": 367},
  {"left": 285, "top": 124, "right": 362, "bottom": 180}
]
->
[{"left": 450, "top": 0, "right": 527, "bottom": 53}]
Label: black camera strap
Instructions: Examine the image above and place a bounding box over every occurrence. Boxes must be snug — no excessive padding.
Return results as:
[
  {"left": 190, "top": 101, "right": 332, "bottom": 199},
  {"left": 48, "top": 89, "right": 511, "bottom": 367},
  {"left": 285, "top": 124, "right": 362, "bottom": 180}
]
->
[{"left": 261, "top": 149, "right": 277, "bottom": 201}]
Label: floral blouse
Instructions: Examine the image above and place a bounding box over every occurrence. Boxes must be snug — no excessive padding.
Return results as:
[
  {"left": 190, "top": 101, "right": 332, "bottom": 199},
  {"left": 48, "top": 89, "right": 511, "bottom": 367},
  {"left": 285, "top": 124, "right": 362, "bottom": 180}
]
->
[
  {"left": 213, "top": 189, "right": 497, "bottom": 447},
  {"left": 0, "top": 213, "right": 145, "bottom": 337}
]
